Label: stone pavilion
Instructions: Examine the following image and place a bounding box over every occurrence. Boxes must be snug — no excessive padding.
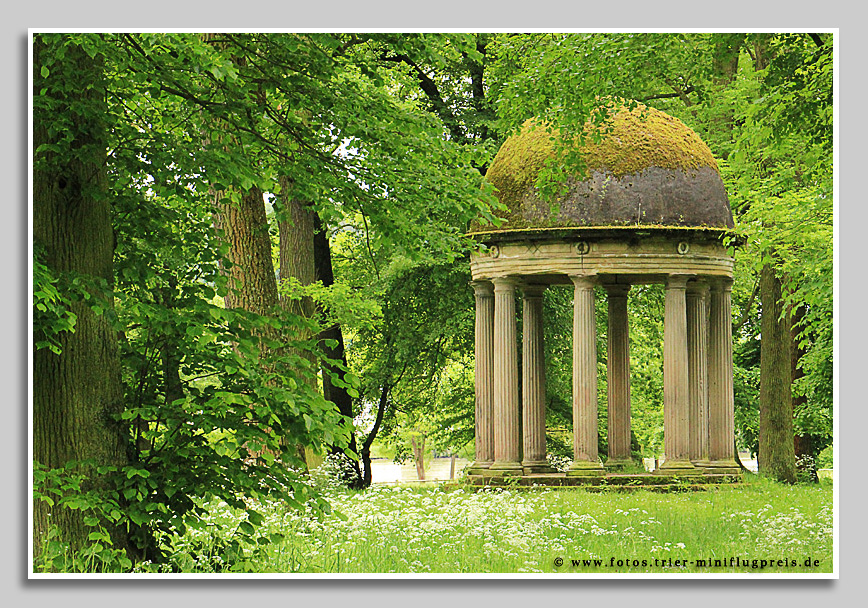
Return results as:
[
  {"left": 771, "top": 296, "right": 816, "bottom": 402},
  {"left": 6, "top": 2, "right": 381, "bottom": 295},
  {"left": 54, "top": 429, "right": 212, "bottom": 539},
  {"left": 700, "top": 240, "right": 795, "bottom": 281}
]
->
[{"left": 467, "top": 102, "right": 741, "bottom": 483}]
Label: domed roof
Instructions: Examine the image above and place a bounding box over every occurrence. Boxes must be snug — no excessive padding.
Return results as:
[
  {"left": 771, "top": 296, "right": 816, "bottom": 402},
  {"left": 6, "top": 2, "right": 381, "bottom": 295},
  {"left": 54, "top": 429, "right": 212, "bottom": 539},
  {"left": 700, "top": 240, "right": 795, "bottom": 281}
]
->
[{"left": 474, "top": 102, "right": 735, "bottom": 236}]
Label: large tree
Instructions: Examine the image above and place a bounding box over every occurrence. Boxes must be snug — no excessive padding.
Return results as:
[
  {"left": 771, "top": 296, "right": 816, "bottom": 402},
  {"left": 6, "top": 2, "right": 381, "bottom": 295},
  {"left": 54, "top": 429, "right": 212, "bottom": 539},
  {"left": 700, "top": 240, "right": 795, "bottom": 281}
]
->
[
  {"left": 758, "top": 261, "right": 797, "bottom": 482},
  {"left": 33, "top": 34, "right": 132, "bottom": 560}
]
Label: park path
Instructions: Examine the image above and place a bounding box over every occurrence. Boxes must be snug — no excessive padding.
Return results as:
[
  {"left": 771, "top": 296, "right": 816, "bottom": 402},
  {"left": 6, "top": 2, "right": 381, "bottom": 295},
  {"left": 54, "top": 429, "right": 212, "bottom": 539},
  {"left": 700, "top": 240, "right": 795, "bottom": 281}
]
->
[{"left": 370, "top": 457, "right": 471, "bottom": 484}]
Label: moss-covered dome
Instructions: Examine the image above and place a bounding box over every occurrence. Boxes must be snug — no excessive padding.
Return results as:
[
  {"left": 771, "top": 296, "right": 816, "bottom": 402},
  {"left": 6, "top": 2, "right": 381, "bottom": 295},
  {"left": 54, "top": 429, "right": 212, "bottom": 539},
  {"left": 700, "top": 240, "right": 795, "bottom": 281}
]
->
[{"left": 474, "top": 102, "right": 735, "bottom": 235}]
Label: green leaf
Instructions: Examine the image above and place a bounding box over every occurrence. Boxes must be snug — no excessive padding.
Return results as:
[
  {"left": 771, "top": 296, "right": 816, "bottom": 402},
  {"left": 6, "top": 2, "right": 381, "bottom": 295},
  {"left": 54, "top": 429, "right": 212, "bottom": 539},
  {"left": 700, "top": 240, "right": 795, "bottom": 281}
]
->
[
  {"left": 239, "top": 521, "right": 255, "bottom": 535},
  {"left": 41, "top": 65, "right": 49, "bottom": 78}
]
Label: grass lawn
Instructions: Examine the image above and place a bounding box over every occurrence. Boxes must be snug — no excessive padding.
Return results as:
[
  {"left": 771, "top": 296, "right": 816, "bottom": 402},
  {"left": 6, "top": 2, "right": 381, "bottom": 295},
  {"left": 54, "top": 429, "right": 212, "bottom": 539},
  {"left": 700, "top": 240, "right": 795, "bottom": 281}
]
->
[{"left": 147, "top": 474, "right": 834, "bottom": 575}]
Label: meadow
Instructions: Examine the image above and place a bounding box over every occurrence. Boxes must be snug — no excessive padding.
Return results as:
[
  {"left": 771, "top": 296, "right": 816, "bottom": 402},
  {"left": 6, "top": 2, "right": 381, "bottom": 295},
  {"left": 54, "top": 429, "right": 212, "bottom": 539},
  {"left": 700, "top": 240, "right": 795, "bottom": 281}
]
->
[{"left": 137, "top": 474, "right": 834, "bottom": 575}]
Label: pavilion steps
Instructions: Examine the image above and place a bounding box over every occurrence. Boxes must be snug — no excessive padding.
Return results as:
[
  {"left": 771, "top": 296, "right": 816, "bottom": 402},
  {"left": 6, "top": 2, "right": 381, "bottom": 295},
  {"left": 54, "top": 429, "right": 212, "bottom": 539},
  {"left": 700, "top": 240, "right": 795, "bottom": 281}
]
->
[{"left": 463, "top": 472, "right": 741, "bottom": 491}]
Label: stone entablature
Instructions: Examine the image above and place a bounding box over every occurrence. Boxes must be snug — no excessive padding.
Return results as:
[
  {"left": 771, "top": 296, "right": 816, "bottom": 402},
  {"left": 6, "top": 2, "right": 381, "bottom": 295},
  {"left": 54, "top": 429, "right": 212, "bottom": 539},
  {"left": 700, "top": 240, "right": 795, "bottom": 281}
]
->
[{"left": 470, "top": 232, "right": 734, "bottom": 284}]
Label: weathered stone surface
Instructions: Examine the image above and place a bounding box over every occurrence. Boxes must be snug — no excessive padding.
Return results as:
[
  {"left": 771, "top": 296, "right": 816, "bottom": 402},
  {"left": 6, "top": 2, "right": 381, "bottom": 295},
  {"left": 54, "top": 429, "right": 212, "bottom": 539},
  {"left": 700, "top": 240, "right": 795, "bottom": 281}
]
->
[
  {"left": 519, "top": 167, "right": 734, "bottom": 230},
  {"left": 660, "top": 274, "right": 698, "bottom": 474},
  {"left": 707, "top": 278, "right": 739, "bottom": 471},
  {"left": 606, "top": 284, "right": 632, "bottom": 468},
  {"left": 468, "top": 281, "right": 494, "bottom": 474},
  {"left": 470, "top": 236, "right": 734, "bottom": 283},
  {"left": 466, "top": 472, "right": 741, "bottom": 490},
  {"left": 490, "top": 277, "right": 523, "bottom": 474},
  {"left": 567, "top": 275, "right": 605, "bottom": 476},
  {"left": 687, "top": 281, "right": 710, "bottom": 467},
  {"left": 522, "top": 284, "right": 555, "bottom": 474}
]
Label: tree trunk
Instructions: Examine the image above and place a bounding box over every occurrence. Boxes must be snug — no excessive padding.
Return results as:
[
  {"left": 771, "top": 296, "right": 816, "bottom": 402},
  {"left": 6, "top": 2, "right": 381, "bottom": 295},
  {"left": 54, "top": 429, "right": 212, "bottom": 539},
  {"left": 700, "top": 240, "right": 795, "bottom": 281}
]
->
[
  {"left": 277, "top": 184, "right": 316, "bottom": 320},
  {"left": 410, "top": 434, "right": 426, "bottom": 481},
  {"left": 275, "top": 181, "right": 322, "bottom": 470},
  {"left": 312, "top": 213, "right": 364, "bottom": 487},
  {"left": 155, "top": 279, "right": 185, "bottom": 409},
  {"left": 758, "top": 262, "right": 796, "bottom": 483},
  {"left": 32, "top": 36, "right": 131, "bottom": 559},
  {"left": 709, "top": 33, "right": 745, "bottom": 160},
  {"left": 213, "top": 186, "right": 279, "bottom": 319},
  {"left": 211, "top": 183, "right": 313, "bottom": 466},
  {"left": 359, "top": 383, "right": 390, "bottom": 488}
]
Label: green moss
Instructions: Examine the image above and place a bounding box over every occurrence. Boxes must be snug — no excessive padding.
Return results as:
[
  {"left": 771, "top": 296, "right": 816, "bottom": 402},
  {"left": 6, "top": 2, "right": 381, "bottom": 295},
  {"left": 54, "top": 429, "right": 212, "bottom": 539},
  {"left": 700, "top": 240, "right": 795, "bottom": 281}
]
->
[
  {"left": 479, "top": 101, "right": 721, "bottom": 232},
  {"left": 478, "top": 119, "right": 556, "bottom": 231},
  {"left": 580, "top": 103, "right": 719, "bottom": 178}
]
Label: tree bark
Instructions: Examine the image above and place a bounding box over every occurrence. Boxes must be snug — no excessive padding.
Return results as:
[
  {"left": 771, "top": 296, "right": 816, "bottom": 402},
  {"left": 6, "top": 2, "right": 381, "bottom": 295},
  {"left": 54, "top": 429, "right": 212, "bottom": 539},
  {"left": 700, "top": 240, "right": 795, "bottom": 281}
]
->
[
  {"left": 213, "top": 186, "right": 280, "bottom": 320},
  {"left": 709, "top": 33, "right": 745, "bottom": 160},
  {"left": 32, "top": 36, "right": 131, "bottom": 559},
  {"left": 758, "top": 262, "right": 797, "bottom": 483},
  {"left": 275, "top": 181, "right": 323, "bottom": 470},
  {"left": 277, "top": 183, "right": 316, "bottom": 320},
  {"left": 212, "top": 183, "right": 321, "bottom": 469}
]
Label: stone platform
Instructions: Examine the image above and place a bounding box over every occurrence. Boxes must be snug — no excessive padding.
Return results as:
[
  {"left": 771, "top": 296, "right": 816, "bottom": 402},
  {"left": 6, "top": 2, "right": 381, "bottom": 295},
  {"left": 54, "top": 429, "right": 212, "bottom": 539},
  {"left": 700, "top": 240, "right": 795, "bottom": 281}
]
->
[{"left": 465, "top": 471, "right": 741, "bottom": 492}]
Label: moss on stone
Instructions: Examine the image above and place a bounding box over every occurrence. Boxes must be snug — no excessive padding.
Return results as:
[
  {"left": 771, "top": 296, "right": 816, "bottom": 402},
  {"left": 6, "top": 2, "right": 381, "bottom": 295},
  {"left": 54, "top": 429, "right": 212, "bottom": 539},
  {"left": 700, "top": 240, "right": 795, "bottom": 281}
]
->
[
  {"left": 480, "top": 101, "right": 722, "bottom": 232},
  {"left": 580, "top": 102, "right": 719, "bottom": 178}
]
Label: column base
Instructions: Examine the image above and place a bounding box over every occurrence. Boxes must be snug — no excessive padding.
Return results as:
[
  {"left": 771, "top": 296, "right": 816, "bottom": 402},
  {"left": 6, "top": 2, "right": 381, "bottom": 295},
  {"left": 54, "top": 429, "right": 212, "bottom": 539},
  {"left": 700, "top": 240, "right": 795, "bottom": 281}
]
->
[
  {"left": 522, "top": 460, "right": 556, "bottom": 475},
  {"left": 655, "top": 458, "right": 703, "bottom": 476},
  {"left": 565, "top": 460, "right": 605, "bottom": 477},
  {"left": 690, "top": 458, "right": 711, "bottom": 473},
  {"left": 485, "top": 461, "right": 524, "bottom": 476},
  {"left": 604, "top": 457, "right": 635, "bottom": 471},
  {"left": 704, "top": 460, "right": 741, "bottom": 475},
  {"left": 465, "top": 460, "right": 493, "bottom": 476}
]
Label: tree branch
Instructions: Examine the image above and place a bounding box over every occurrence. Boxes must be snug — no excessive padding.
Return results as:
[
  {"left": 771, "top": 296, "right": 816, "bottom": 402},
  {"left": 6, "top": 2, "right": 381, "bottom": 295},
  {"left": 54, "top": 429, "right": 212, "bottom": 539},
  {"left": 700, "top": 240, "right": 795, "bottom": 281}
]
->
[
  {"left": 733, "top": 277, "right": 761, "bottom": 336},
  {"left": 379, "top": 51, "right": 467, "bottom": 144},
  {"left": 361, "top": 382, "right": 391, "bottom": 454},
  {"left": 808, "top": 33, "right": 825, "bottom": 48}
]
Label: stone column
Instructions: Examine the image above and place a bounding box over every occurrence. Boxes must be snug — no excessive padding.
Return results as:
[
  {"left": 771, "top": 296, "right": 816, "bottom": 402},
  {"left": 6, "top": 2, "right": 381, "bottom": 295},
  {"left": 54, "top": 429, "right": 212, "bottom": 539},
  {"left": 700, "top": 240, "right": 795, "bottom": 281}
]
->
[
  {"left": 522, "top": 284, "right": 554, "bottom": 474},
  {"left": 687, "top": 281, "right": 710, "bottom": 468},
  {"left": 659, "top": 274, "right": 697, "bottom": 474},
  {"left": 489, "top": 277, "right": 523, "bottom": 475},
  {"left": 707, "top": 277, "right": 739, "bottom": 473},
  {"left": 567, "top": 275, "right": 604, "bottom": 476},
  {"left": 468, "top": 281, "right": 494, "bottom": 475},
  {"left": 605, "top": 284, "right": 632, "bottom": 469}
]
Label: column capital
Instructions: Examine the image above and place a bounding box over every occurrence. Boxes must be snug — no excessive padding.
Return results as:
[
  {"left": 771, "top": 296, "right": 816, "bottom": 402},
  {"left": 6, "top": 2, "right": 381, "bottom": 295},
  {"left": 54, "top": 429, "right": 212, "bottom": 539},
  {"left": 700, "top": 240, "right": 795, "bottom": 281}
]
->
[
  {"left": 604, "top": 283, "right": 632, "bottom": 298},
  {"left": 521, "top": 283, "right": 548, "bottom": 298},
  {"left": 709, "top": 276, "right": 734, "bottom": 293},
  {"left": 569, "top": 274, "right": 597, "bottom": 289},
  {"left": 686, "top": 279, "right": 710, "bottom": 298},
  {"left": 666, "top": 274, "right": 692, "bottom": 290},
  {"left": 492, "top": 276, "right": 520, "bottom": 293},
  {"left": 471, "top": 280, "right": 494, "bottom": 297}
]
